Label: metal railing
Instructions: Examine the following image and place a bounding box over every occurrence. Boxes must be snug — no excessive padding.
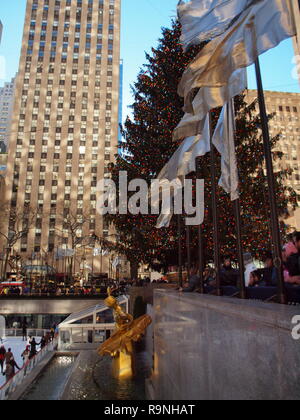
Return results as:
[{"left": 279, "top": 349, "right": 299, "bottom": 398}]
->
[
  {"left": 4, "top": 329, "right": 52, "bottom": 338},
  {"left": 0, "top": 337, "right": 58, "bottom": 400}
]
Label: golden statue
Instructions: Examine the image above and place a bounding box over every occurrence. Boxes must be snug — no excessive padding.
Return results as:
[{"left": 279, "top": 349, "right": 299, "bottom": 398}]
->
[{"left": 98, "top": 288, "right": 152, "bottom": 378}]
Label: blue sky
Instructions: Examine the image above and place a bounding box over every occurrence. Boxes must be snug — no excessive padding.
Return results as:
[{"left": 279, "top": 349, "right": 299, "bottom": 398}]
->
[{"left": 0, "top": 0, "right": 299, "bottom": 121}]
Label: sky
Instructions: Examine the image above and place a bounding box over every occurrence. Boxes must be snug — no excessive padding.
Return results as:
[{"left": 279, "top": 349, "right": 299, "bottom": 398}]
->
[{"left": 0, "top": 0, "right": 299, "bottom": 122}]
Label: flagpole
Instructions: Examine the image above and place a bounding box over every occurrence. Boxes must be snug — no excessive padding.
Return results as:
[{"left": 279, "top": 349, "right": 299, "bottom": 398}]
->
[
  {"left": 196, "top": 156, "right": 204, "bottom": 293},
  {"left": 233, "top": 199, "right": 246, "bottom": 298},
  {"left": 209, "top": 112, "right": 221, "bottom": 296},
  {"left": 254, "top": 57, "right": 286, "bottom": 304},
  {"left": 231, "top": 100, "right": 246, "bottom": 299},
  {"left": 186, "top": 224, "right": 191, "bottom": 281},
  {"left": 178, "top": 214, "right": 183, "bottom": 288}
]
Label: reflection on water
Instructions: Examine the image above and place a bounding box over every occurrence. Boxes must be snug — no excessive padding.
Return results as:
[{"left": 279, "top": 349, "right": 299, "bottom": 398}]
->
[
  {"left": 68, "top": 349, "right": 150, "bottom": 401},
  {"left": 21, "top": 356, "right": 76, "bottom": 401},
  {"left": 92, "top": 356, "right": 146, "bottom": 400}
]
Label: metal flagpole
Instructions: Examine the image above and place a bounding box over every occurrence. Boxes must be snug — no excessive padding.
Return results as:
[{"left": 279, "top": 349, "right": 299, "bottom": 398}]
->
[
  {"left": 178, "top": 215, "right": 183, "bottom": 288},
  {"left": 231, "top": 99, "right": 246, "bottom": 299},
  {"left": 209, "top": 112, "right": 221, "bottom": 296},
  {"left": 186, "top": 224, "right": 191, "bottom": 281},
  {"left": 196, "top": 157, "right": 204, "bottom": 293},
  {"left": 233, "top": 199, "right": 246, "bottom": 299},
  {"left": 254, "top": 57, "right": 286, "bottom": 304}
]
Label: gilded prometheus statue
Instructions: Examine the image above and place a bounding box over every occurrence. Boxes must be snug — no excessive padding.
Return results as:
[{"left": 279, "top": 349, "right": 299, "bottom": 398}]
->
[{"left": 98, "top": 288, "right": 152, "bottom": 378}]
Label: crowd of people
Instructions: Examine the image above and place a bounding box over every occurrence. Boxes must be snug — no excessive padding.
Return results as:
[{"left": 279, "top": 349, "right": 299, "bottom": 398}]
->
[
  {"left": 2, "top": 233, "right": 300, "bottom": 299},
  {"left": 0, "top": 282, "right": 125, "bottom": 297},
  {"left": 180, "top": 232, "right": 300, "bottom": 293}
]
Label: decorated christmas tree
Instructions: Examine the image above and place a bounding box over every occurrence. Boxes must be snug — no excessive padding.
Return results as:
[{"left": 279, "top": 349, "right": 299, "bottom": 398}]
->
[{"left": 106, "top": 21, "right": 297, "bottom": 276}]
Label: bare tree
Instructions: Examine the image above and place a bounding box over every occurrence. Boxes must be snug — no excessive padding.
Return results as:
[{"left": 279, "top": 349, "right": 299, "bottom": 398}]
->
[
  {"left": 55, "top": 209, "right": 91, "bottom": 278},
  {"left": 0, "top": 203, "right": 37, "bottom": 279}
]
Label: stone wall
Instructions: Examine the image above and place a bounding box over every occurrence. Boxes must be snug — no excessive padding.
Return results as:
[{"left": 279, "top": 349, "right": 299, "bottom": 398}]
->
[
  {"left": 129, "top": 284, "right": 177, "bottom": 315},
  {"left": 148, "top": 290, "right": 300, "bottom": 400}
]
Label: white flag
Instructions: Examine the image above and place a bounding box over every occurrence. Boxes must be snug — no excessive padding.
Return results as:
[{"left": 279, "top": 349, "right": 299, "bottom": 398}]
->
[
  {"left": 156, "top": 115, "right": 211, "bottom": 228},
  {"left": 174, "top": 68, "right": 247, "bottom": 139},
  {"left": 178, "top": 0, "right": 254, "bottom": 50},
  {"left": 56, "top": 248, "right": 75, "bottom": 258},
  {"left": 212, "top": 101, "right": 239, "bottom": 201},
  {"left": 178, "top": 0, "right": 296, "bottom": 111},
  {"left": 112, "top": 257, "right": 121, "bottom": 269},
  {"left": 93, "top": 248, "right": 102, "bottom": 257}
]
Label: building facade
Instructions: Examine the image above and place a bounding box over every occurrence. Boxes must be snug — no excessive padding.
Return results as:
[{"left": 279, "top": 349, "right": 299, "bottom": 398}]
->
[
  {"left": 245, "top": 89, "right": 300, "bottom": 229},
  {"left": 3, "top": 0, "right": 121, "bottom": 273},
  {"left": 0, "top": 76, "right": 16, "bottom": 153},
  {"left": 0, "top": 153, "right": 7, "bottom": 201}
]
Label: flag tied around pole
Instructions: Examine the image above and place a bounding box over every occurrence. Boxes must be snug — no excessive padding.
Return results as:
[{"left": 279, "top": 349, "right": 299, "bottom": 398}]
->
[
  {"left": 178, "top": 0, "right": 254, "bottom": 50},
  {"left": 112, "top": 256, "right": 121, "bottom": 269},
  {"left": 155, "top": 115, "right": 210, "bottom": 229},
  {"left": 178, "top": 0, "right": 296, "bottom": 112},
  {"left": 55, "top": 248, "right": 75, "bottom": 259},
  {"left": 212, "top": 101, "right": 239, "bottom": 201},
  {"left": 93, "top": 248, "right": 109, "bottom": 257},
  {"left": 156, "top": 103, "right": 239, "bottom": 228},
  {"left": 173, "top": 67, "right": 247, "bottom": 139}
]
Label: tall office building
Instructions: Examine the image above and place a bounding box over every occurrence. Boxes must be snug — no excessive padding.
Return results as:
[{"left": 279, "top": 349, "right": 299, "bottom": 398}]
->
[
  {"left": 0, "top": 76, "right": 16, "bottom": 153},
  {"left": 3, "top": 0, "right": 121, "bottom": 272},
  {"left": 245, "top": 89, "right": 300, "bottom": 229}
]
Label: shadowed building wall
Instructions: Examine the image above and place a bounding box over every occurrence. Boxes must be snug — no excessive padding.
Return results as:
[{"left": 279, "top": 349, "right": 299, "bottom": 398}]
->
[{"left": 1, "top": 0, "right": 121, "bottom": 273}]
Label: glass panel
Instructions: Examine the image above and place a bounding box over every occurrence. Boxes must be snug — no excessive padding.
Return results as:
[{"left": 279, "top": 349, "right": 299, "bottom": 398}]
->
[
  {"left": 71, "top": 315, "right": 93, "bottom": 325},
  {"left": 94, "top": 330, "right": 106, "bottom": 343},
  {"left": 96, "top": 308, "right": 114, "bottom": 324},
  {"left": 72, "top": 329, "right": 83, "bottom": 343},
  {"left": 60, "top": 330, "right": 70, "bottom": 344}
]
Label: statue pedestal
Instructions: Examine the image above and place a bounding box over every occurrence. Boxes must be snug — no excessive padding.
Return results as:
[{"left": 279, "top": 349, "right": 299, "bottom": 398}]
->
[{"left": 112, "top": 351, "right": 133, "bottom": 379}]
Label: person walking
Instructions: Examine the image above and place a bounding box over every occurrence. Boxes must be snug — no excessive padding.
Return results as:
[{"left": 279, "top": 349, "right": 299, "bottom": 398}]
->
[
  {"left": 21, "top": 346, "right": 30, "bottom": 365},
  {"left": 0, "top": 345, "right": 6, "bottom": 375},
  {"left": 5, "top": 358, "right": 20, "bottom": 382},
  {"left": 29, "top": 338, "right": 39, "bottom": 359},
  {"left": 21, "top": 346, "right": 30, "bottom": 375},
  {"left": 4, "top": 360, "right": 14, "bottom": 382},
  {"left": 39, "top": 336, "right": 47, "bottom": 350},
  {"left": 22, "top": 320, "right": 27, "bottom": 342},
  {"left": 50, "top": 327, "right": 55, "bottom": 341},
  {"left": 4, "top": 348, "right": 13, "bottom": 368}
]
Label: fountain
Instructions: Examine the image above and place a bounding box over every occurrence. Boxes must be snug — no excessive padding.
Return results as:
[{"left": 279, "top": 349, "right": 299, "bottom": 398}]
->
[
  {"left": 98, "top": 288, "right": 152, "bottom": 380},
  {"left": 10, "top": 291, "right": 152, "bottom": 400}
]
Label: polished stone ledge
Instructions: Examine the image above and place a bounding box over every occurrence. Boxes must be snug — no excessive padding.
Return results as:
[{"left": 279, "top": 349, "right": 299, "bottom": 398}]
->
[{"left": 149, "top": 291, "right": 300, "bottom": 400}]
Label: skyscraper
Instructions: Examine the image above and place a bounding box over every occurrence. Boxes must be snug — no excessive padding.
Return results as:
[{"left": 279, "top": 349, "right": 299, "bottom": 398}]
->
[
  {"left": 2, "top": 0, "right": 121, "bottom": 273},
  {"left": 245, "top": 89, "right": 300, "bottom": 229},
  {"left": 0, "top": 76, "right": 16, "bottom": 153}
]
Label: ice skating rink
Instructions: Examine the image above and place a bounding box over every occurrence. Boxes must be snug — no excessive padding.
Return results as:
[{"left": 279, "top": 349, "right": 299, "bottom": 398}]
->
[{"left": 0, "top": 337, "right": 40, "bottom": 387}]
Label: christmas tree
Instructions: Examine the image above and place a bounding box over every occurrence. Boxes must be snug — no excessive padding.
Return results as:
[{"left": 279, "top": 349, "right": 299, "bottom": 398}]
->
[{"left": 106, "top": 21, "right": 297, "bottom": 276}]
